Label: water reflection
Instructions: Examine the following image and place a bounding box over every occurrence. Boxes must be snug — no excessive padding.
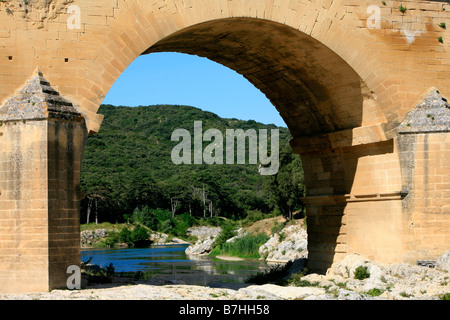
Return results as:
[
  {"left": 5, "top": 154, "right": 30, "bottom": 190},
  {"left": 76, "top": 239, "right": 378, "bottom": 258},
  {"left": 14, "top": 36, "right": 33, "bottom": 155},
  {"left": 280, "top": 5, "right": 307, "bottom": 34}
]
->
[{"left": 82, "top": 244, "right": 269, "bottom": 286}]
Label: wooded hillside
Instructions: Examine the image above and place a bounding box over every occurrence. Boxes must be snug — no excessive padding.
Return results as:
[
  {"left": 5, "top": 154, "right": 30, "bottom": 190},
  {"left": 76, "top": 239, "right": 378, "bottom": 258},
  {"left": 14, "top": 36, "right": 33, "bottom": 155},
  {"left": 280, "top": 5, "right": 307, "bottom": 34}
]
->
[{"left": 80, "top": 104, "right": 304, "bottom": 224}]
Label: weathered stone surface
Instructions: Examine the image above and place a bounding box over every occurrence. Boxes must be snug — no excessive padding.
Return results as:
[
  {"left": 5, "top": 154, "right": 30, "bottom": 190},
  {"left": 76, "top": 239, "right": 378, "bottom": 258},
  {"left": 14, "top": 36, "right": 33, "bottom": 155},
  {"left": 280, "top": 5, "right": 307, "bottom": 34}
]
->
[
  {"left": 186, "top": 227, "right": 222, "bottom": 238},
  {"left": 185, "top": 237, "right": 218, "bottom": 256},
  {"left": 185, "top": 227, "right": 222, "bottom": 256},
  {"left": 307, "top": 253, "right": 450, "bottom": 299},
  {"left": 150, "top": 231, "right": 188, "bottom": 245},
  {"left": 1, "top": 0, "right": 450, "bottom": 293},
  {"left": 0, "top": 69, "right": 87, "bottom": 293},
  {"left": 0, "top": 0, "right": 74, "bottom": 27},
  {"left": 259, "top": 224, "right": 308, "bottom": 263},
  {"left": 81, "top": 229, "right": 109, "bottom": 247},
  {"left": 436, "top": 250, "right": 450, "bottom": 272},
  {"left": 397, "top": 89, "right": 450, "bottom": 133},
  {"left": 0, "top": 69, "right": 81, "bottom": 121},
  {"left": 1, "top": 254, "right": 448, "bottom": 300},
  {"left": 236, "top": 284, "right": 326, "bottom": 300}
]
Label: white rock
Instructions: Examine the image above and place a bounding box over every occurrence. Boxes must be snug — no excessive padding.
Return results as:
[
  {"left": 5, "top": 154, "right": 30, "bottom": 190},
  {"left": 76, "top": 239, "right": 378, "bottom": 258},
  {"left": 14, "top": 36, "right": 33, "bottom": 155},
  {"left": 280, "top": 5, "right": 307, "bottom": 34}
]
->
[
  {"left": 326, "top": 253, "right": 380, "bottom": 279},
  {"left": 185, "top": 236, "right": 217, "bottom": 255},
  {"left": 226, "top": 228, "right": 247, "bottom": 243},
  {"left": 239, "top": 284, "right": 325, "bottom": 300},
  {"left": 186, "top": 227, "right": 222, "bottom": 239},
  {"left": 436, "top": 250, "right": 450, "bottom": 272},
  {"left": 337, "top": 289, "right": 363, "bottom": 300},
  {"left": 185, "top": 227, "right": 223, "bottom": 255},
  {"left": 259, "top": 224, "right": 308, "bottom": 263}
]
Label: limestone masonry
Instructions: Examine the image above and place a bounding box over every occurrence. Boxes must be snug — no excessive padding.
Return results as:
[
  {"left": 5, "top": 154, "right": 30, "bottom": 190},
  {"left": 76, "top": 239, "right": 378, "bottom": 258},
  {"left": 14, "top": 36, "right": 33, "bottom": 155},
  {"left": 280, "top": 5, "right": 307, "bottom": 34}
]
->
[{"left": 0, "top": 0, "right": 449, "bottom": 293}]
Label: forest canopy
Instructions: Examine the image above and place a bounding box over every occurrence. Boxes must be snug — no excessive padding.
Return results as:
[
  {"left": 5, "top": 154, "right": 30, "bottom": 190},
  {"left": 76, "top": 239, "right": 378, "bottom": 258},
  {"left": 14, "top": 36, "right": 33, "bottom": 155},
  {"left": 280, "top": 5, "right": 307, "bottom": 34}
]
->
[{"left": 80, "top": 104, "right": 305, "bottom": 224}]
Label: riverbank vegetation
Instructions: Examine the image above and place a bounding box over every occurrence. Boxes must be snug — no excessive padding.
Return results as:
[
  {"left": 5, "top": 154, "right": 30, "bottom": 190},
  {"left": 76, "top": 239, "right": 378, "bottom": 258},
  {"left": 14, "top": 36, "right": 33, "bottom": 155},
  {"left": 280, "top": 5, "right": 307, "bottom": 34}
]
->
[
  {"left": 210, "top": 233, "right": 270, "bottom": 259},
  {"left": 80, "top": 104, "right": 306, "bottom": 256}
]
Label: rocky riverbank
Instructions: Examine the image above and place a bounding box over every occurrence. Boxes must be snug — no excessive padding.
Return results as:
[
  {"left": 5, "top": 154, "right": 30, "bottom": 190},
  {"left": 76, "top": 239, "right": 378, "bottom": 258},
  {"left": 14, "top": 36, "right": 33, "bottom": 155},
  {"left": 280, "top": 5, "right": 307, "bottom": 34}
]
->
[
  {"left": 81, "top": 228, "right": 188, "bottom": 248},
  {"left": 51, "top": 222, "right": 449, "bottom": 301},
  {"left": 184, "top": 220, "right": 309, "bottom": 263},
  {"left": 1, "top": 251, "right": 449, "bottom": 300},
  {"left": 184, "top": 226, "right": 222, "bottom": 255},
  {"left": 259, "top": 224, "right": 308, "bottom": 263}
]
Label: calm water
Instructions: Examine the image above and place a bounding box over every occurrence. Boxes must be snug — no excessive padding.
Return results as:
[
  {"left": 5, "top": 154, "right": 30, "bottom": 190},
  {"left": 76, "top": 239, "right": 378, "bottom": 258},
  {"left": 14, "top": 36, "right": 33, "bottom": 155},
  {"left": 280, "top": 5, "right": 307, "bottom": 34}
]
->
[{"left": 82, "top": 244, "right": 269, "bottom": 286}]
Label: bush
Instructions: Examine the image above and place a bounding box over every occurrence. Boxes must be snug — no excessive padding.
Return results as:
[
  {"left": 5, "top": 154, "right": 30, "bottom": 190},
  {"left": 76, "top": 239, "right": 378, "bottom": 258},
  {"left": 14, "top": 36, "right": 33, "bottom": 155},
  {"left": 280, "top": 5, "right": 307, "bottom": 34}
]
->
[
  {"left": 130, "top": 207, "right": 174, "bottom": 231},
  {"left": 117, "top": 226, "right": 150, "bottom": 247},
  {"left": 354, "top": 266, "right": 370, "bottom": 280},
  {"left": 172, "top": 213, "right": 196, "bottom": 238},
  {"left": 271, "top": 221, "right": 285, "bottom": 235},
  {"left": 288, "top": 269, "right": 320, "bottom": 287},
  {"left": 158, "top": 219, "right": 174, "bottom": 234},
  {"left": 82, "top": 262, "right": 115, "bottom": 284},
  {"left": 131, "top": 225, "right": 151, "bottom": 247},
  {"left": 243, "top": 210, "right": 265, "bottom": 225},
  {"left": 440, "top": 293, "right": 450, "bottom": 300},
  {"left": 213, "top": 221, "right": 238, "bottom": 250},
  {"left": 365, "top": 288, "right": 384, "bottom": 297},
  {"left": 119, "top": 227, "right": 132, "bottom": 245},
  {"left": 153, "top": 208, "right": 172, "bottom": 223},
  {"left": 101, "top": 231, "right": 119, "bottom": 247}
]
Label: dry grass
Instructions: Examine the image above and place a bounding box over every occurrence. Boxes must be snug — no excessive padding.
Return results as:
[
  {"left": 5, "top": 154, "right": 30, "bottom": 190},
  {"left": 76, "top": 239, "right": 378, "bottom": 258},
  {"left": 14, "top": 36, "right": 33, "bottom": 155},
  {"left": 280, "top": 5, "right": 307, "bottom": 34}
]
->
[
  {"left": 245, "top": 216, "right": 286, "bottom": 236},
  {"left": 245, "top": 216, "right": 306, "bottom": 236}
]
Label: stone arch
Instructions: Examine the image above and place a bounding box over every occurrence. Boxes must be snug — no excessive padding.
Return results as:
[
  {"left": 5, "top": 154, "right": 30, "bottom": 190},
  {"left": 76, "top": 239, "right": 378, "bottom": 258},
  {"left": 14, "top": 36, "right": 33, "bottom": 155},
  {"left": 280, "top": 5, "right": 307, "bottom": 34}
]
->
[
  {"left": 144, "top": 17, "right": 366, "bottom": 138},
  {"left": 1, "top": 0, "right": 449, "bottom": 293},
  {"left": 81, "top": 14, "right": 397, "bottom": 272},
  {"left": 73, "top": 1, "right": 390, "bottom": 135}
]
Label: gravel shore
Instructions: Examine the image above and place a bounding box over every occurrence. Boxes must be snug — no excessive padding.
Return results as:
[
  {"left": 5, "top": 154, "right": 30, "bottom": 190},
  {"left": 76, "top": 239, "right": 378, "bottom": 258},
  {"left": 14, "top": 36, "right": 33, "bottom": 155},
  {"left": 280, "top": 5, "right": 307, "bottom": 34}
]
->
[{"left": 1, "top": 253, "right": 449, "bottom": 301}]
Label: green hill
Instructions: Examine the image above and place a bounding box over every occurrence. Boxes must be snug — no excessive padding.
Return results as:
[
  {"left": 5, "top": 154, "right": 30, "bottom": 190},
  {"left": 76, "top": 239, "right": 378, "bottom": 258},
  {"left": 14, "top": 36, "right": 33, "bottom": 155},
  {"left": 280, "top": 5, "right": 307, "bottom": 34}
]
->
[{"left": 80, "top": 104, "right": 302, "bottom": 224}]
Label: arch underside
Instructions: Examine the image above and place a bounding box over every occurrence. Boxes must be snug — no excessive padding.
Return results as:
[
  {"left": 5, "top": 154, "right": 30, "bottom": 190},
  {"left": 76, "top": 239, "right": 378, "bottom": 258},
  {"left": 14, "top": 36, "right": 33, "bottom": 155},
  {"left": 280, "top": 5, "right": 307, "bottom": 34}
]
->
[
  {"left": 141, "top": 18, "right": 405, "bottom": 272},
  {"left": 143, "top": 18, "right": 366, "bottom": 139}
]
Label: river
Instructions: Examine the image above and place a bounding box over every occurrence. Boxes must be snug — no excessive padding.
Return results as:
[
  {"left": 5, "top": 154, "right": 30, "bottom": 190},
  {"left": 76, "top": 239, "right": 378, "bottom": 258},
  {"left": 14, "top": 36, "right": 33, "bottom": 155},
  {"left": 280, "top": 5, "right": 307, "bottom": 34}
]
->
[{"left": 82, "top": 244, "right": 270, "bottom": 286}]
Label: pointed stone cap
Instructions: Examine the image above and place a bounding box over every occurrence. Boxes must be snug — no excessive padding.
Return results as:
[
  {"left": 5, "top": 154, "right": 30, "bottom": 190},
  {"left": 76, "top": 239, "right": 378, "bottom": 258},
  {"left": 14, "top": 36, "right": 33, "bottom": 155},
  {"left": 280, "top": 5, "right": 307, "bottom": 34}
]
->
[
  {"left": 397, "top": 89, "right": 450, "bottom": 134},
  {"left": 0, "top": 68, "right": 82, "bottom": 121}
]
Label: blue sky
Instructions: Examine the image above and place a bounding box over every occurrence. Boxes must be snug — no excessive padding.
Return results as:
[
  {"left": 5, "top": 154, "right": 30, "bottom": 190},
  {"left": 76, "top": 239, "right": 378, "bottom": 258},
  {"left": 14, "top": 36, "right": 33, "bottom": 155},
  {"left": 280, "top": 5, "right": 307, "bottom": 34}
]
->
[{"left": 102, "top": 52, "right": 287, "bottom": 127}]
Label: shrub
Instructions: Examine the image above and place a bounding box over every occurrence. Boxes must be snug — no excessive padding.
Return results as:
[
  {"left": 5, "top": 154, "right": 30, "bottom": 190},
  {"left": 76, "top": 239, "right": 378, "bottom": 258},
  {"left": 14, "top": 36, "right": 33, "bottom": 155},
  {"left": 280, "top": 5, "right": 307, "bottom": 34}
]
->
[
  {"left": 158, "top": 219, "right": 174, "bottom": 234},
  {"left": 101, "top": 231, "right": 119, "bottom": 247},
  {"left": 131, "top": 225, "right": 150, "bottom": 247},
  {"left": 213, "top": 222, "right": 238, "bottom": 250},
  {"left": 290, "top": 277, "right": 320, "bottom": 287},
  {"left": 366, "top": 288, "right": 384, "bottom": 297},
  {"left": 288, "top": 269, "right": 320, "bottom": 287},
  {"left": 82, "top": 262, "right": 115, "bottom": 284},
  {"left": 119, "top": 227, "right": 132, "bottom": 245},
  {"left": 242, "top": 210, "right": 265, "bottom": 225},
  {"left": 130, "top": 207, "right": 174, "bottom": 231},
  {"left": 354, "top": 266, "right": 370, "bottom": 280},
  {"left": 172, "top": 213, "right": 196, "bottom": 238},
  {"left": 440, "top": 293, "right": 450, "bottom": 300},
  {"left": 271, "top": 221, "right": 285, "bottom": 235}
]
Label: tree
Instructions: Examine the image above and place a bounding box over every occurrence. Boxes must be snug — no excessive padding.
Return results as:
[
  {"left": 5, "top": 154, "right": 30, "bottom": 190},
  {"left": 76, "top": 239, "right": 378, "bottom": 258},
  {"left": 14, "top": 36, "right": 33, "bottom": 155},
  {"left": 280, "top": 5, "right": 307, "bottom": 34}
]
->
[
  {"left": 82, "top": 179, "right": 110, "bottom": 224},
  {"left": 80, "top": 104, "right": 295, "bottom": 224},
  {"left": 263, "top": 142, "right": 305, "bottom": 220}
]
